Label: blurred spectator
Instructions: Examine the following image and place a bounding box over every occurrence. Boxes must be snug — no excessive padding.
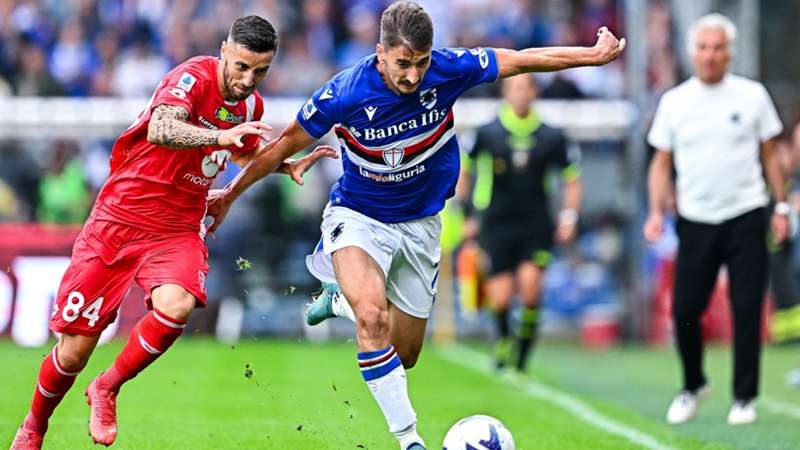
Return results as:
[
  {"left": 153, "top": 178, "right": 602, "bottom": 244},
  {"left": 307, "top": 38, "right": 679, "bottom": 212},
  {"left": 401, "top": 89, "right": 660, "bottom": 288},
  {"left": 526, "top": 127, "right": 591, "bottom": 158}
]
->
[
  {"left": 576, "top": 0, "right": 617, "bottom": 46},
  {"left": 0, "top": 179, "right": 23, "bottom": 222},
  {"left": 770, "top": 123, "right": 800, "bottom": 343},
  {"left": 111, "top": 24, "right": 169, "bottom": 97},
  {"left": 88, "top": 29, "right": 119, "bottom": 95},
  {"left": 336, "top": 6, "right": 378, "bottom": 69},
  {"left": 302, "top": 0, "right": 336, "bottom": 62},
  {"left": 162, "top": 23, "right": 192, "bottom": 66},
  {"left": 0, "top": 140, "right": 41, "bottom": 221},
  {"left": 268, "top": 34, "right": 334, "bottom": 96},
  {"left": 647, "top": 1, "right": 679, "bottom": 99},
  {"left": 49, "top": 19, "right": 95, "bottom": 95},
  {"left": 37, "top": 140, "right": 91, "bottom": 224},
  {"left": 0, "top": 75, "right": 12, "bottom": 97},
  {"left": 13, "top": 39, "right": 63, "bottom": 96}
]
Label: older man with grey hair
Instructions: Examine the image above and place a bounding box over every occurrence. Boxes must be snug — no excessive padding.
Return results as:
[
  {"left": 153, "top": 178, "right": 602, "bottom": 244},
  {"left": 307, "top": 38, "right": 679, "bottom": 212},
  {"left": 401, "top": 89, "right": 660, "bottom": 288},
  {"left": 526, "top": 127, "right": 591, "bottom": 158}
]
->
[{"left": 644, "top": 13, "right": 787, "bottom": 425}]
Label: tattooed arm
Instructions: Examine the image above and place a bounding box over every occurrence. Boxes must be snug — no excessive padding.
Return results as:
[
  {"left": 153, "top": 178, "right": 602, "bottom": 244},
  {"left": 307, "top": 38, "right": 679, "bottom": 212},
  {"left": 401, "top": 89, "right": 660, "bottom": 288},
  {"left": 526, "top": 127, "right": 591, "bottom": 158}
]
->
[{"left": 146, "top": 104, "right": 270, "bottom": 149}]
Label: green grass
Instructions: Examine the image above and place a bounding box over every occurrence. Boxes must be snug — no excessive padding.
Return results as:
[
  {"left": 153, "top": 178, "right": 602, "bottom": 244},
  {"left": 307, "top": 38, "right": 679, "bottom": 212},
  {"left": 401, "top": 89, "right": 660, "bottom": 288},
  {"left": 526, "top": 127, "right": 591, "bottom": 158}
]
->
[{"left": 1, "top": 339, "right": 798, "bottom": 449}]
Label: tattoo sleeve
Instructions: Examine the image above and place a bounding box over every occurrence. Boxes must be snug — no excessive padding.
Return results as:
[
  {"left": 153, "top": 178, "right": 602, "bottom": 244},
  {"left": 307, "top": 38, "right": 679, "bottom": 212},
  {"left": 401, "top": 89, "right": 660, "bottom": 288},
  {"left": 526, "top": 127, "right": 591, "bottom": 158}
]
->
[{"left": 147, "top": 104, "right": 222, "bottom": 149}]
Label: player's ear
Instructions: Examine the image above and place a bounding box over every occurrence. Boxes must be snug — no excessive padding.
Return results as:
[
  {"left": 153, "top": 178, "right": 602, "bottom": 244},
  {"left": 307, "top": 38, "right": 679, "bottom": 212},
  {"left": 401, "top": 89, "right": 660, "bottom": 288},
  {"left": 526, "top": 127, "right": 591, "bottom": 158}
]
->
[
  {"left": 220, "top": 40, "right": 227, "bottom": 58},
  {"left": 376, "top": 43, "right": 384, "bottom": 63}
]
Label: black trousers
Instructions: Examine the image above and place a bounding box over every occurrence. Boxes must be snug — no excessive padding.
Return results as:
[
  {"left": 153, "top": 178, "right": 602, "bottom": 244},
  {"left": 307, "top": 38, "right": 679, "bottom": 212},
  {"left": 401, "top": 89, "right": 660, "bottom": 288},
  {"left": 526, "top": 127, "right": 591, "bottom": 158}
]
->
[{"left": 673, "top": 207, "right": 767, "bottom": 401}]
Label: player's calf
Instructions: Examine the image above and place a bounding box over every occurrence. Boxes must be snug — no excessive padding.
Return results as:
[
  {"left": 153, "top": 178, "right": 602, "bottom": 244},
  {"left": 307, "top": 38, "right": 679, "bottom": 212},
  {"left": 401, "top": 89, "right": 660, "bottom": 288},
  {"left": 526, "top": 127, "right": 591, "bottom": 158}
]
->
[
  {"left": 393, "top": 342, "right": 422, "bottom": 369},
  {"left": 13, "top": 337, "right": 94, "bottom": 449},
  {"left": 88, "top": 307, "right": 187, "bottom": 444},
  {"left": 96, "top": 308, "right": 187, "bottom": 393},
  {"left": 357, "top": 345, "right": 424, "bottom": 449}
]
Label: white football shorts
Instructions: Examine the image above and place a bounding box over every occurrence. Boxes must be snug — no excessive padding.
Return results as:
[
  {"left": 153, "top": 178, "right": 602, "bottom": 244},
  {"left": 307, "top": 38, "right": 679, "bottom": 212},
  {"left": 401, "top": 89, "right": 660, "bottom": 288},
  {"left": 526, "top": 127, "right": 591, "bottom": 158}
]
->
[{"left": 306, "top": 204, "right": 441, "bottom": 319}]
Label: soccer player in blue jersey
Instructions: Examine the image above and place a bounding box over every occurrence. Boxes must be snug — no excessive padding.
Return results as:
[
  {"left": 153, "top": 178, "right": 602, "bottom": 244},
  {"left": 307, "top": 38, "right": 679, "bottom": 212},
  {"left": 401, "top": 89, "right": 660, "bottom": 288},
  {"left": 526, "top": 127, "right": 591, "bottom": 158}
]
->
[{"left": 208, "top": 2, "right": 624, "bottom": 448}]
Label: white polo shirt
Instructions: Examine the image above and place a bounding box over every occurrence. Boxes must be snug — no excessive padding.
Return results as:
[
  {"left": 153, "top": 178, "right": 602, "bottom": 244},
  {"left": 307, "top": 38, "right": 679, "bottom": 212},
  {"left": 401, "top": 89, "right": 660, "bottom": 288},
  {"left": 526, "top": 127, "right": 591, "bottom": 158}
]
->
[{"left": 648, "top": 74, "right": 783, "bottom": 224}]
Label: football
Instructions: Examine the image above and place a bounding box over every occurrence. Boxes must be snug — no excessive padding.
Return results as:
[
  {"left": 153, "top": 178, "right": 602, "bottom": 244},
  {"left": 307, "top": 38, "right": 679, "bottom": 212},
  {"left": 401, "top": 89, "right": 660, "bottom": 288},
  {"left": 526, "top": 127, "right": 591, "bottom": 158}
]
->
[{"left": 442, "top": 415, "right": 516, "bottom": 450}]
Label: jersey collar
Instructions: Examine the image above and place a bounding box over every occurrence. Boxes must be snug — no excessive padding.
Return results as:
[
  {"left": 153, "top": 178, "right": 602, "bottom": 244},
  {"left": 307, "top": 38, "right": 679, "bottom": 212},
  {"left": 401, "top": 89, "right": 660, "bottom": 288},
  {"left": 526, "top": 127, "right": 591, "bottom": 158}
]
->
[{"left": 498, "top": 103, "right": 541, "bottom": 136}]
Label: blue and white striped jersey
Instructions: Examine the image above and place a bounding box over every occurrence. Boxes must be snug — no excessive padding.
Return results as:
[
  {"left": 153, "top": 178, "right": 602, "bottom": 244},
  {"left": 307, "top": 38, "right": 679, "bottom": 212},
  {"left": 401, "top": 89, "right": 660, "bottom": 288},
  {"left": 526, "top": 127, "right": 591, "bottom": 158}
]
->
[{"left": 297, "top": 47, "right": 499, "bottom": 223}]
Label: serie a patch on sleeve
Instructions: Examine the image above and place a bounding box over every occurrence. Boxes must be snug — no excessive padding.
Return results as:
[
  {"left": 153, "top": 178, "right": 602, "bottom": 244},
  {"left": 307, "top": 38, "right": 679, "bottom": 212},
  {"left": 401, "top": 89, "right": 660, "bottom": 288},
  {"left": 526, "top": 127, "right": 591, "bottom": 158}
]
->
[{"left": 177, "top": 72, "right": 197, "bottom": 92}]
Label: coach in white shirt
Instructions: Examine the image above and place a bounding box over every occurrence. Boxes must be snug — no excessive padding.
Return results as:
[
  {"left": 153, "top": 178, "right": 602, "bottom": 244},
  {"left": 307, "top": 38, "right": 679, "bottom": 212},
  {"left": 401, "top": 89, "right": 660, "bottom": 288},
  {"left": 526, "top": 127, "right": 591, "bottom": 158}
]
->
[{"left": 644, "top": 13, "right": 788, "bottom": 426}]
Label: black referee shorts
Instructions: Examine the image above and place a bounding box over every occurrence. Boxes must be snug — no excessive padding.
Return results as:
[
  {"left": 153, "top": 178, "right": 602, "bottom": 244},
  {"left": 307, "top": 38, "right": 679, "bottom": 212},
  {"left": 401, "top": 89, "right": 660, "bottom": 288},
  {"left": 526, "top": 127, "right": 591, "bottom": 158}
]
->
[{"left": 479, "top": 225, "right": 553, "bottom": 276}]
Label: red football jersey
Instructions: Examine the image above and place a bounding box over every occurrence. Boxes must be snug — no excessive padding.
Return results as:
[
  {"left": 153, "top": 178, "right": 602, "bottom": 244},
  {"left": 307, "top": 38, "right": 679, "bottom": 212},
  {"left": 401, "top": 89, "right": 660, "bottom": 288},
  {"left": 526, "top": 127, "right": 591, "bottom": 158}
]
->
[{"left": 93, "top": 56, "right": 265, "bottom": 234}]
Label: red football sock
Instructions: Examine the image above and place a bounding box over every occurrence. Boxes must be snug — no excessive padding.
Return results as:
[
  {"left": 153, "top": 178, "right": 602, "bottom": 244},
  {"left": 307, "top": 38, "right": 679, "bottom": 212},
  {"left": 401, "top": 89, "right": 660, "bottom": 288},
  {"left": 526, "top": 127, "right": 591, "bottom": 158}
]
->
[
  {"left": 97, "top": 308, "right": 186, "bottom": 393},
  {"left": 26, "top": 346, "right": 82, "bottom": 433}
]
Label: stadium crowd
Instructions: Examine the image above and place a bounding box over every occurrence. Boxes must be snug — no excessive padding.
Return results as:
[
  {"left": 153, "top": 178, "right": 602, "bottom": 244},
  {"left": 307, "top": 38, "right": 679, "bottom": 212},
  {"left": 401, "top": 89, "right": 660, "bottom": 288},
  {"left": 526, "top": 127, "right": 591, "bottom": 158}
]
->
[{"left": 0, "top": 0, "right": 632, "bottom": 100}]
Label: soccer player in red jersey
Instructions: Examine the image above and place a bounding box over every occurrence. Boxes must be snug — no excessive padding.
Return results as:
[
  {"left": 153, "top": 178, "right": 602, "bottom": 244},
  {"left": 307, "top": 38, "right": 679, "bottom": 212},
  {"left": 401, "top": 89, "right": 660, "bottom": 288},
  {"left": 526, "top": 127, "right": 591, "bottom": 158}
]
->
[{"left": 10, "top": 16, "right": 334, "bottom": 450}]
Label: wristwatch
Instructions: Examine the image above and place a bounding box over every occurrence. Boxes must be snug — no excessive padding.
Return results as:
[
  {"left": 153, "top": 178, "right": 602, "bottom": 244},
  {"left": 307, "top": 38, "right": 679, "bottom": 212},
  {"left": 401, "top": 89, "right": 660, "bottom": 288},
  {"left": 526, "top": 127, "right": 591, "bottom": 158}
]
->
[{"left": 775, "top": 201, "right": 791, "bottom": 216}]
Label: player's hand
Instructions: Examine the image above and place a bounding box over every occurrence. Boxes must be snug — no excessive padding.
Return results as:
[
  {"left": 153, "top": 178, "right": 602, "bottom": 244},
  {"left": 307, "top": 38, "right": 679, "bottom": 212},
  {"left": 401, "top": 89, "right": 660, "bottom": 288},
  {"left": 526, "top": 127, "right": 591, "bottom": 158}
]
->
[
  {"left": 643, "top": 212, "right": 664, "bottom": 243},
  {"left": 772, "top": 211, "right": 790, "bottom": 245},
  {"left": 283, "top": 146, "right": 339, "bottom": 185},
  {"left": 593, "top": 26, "right": 626, "bottom": 65},
  {"left": 206, "top": 189, "right": 233, "bottom": 234},
  {"left": 218, "top": 121, "right": 272, "bottom": 149},
  {"left": 555, "top": 222, "right": 577, "bottom": 244}
]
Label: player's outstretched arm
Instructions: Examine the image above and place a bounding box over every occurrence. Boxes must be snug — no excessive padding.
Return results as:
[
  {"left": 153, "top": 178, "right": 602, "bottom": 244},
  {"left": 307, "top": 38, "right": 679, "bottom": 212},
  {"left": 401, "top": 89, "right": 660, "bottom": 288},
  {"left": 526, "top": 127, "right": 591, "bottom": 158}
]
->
[
  {"left": 495, "top": 26, "right": 626, "bottom": 79},
  {"left": 147, "top": 104, "right": 271, "bottom": 149},
  {"left": 206, "top": 119, "right": 320, "bottom": 233},
  {"left": 228, "top": 145, "right": 337, "bottom": 184}
]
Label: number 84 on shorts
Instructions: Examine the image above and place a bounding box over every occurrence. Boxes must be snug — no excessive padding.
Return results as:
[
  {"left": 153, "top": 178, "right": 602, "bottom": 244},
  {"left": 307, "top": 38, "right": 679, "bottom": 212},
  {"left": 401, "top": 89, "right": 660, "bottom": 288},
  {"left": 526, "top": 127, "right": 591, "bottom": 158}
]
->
[{"left": 52, "top": 291, "right": 105, "bottom": 329}]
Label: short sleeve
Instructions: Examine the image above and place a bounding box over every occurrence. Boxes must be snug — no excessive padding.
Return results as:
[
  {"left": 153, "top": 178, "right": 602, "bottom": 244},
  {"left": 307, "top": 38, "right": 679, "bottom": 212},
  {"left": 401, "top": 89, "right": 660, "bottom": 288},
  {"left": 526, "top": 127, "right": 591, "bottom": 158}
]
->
[
  {"left": 296, "top": 81, "right": 342, "bottom": 140},
  {"left": 647, "top": 93, "right": 673, "bottom": 151},
  {"left": 447, "top": 47, "right": 500, "bottom": 93},
  {"left": 756, "top": 84, "right": 783, "bottom": 142},
  {"left": 553, "top": 133, "right": 582, "bottom": 181},
  {"left": 150, "top": 69, "right": 204, "bottom": 119}
]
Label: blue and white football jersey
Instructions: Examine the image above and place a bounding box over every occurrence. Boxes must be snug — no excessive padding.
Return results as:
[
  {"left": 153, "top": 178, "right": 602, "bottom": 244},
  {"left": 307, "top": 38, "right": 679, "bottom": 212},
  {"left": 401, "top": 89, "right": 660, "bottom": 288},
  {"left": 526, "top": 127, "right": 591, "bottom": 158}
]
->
[{"left": 296, "top": 47, "right": 499, "bottom": 223}]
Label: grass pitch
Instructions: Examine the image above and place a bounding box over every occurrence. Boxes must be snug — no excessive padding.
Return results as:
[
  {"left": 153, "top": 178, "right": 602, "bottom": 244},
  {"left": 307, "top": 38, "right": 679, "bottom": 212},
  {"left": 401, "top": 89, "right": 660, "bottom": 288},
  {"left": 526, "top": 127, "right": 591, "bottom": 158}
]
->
[{"left": 1, "top": 338, "right": 799, "bottom": 449}]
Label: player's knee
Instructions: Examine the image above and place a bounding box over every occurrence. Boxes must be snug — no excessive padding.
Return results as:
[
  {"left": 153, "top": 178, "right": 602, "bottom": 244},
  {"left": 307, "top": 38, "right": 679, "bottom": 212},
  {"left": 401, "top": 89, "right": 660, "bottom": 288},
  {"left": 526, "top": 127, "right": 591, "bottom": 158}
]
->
[
  {"left": 56, "top": 342, "right": 91, "bottom": 372},
  {"left": 154, "top": 287, "right": 196, "bottom": 322},
  {"left": 355, "top": 304, "right": 389, "bottom": 337}
]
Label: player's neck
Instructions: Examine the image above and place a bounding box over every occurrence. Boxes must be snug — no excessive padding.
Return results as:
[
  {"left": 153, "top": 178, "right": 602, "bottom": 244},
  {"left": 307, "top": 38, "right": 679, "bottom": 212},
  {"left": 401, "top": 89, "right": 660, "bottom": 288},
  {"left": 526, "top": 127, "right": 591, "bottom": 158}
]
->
[{"left": 511, "top": 106, "right": 531, "bottom": 118}]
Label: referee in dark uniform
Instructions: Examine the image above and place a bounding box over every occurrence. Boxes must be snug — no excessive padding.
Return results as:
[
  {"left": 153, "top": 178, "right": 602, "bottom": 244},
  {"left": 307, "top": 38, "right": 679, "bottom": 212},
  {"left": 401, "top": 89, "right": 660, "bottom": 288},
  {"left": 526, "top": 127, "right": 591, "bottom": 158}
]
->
[
  {"left": 463, "top": 73, "right": 581, "bottom": 375},
  {"left": 644, "top": 14, "right": 788, "bottom": 425}
]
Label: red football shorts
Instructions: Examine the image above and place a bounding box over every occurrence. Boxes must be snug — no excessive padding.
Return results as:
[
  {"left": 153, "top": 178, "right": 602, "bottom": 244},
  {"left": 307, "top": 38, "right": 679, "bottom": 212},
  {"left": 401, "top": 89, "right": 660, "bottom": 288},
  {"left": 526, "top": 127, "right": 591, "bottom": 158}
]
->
[{"left": 49, "top": 219, "right": 209, "bottom": 336}]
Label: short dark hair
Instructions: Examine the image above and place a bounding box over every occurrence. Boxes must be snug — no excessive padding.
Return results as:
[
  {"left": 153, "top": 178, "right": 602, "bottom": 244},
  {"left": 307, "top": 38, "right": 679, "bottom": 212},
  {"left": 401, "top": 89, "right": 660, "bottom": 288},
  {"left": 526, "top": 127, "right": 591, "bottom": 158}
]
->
[
  {"left": 380, "top": 1, "right": 433, "bottom": 52},
  {"left": 228, "top": 15, "right": 278, "bottom": 53}
]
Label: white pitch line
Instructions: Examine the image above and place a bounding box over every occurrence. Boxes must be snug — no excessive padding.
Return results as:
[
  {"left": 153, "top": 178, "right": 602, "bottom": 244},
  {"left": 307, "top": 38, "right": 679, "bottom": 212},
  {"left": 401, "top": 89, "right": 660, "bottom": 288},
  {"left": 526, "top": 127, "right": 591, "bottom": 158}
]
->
[
  {"left": 438, "top": 345, "right": 676, "bottom": 450},
  {"left": 762, "top": 397, "right": 800, "bottom": 420}
]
